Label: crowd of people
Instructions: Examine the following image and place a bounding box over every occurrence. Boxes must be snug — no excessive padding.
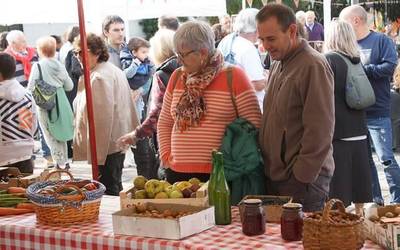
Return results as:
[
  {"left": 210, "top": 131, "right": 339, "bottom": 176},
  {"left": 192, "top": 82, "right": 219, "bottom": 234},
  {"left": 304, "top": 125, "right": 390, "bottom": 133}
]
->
[{"left": 1, "top": 4, "right": 400, "bottom": 212}]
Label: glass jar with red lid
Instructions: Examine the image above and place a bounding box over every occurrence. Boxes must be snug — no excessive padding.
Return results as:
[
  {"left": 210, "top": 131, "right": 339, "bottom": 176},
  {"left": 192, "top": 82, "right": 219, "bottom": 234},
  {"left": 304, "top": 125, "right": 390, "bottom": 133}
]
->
[
  {"left": 280, "top": 202, "right": 303, "bottom": 241},
  {"left": 241, "top": 199, "right": 266, "bottom": 236}
]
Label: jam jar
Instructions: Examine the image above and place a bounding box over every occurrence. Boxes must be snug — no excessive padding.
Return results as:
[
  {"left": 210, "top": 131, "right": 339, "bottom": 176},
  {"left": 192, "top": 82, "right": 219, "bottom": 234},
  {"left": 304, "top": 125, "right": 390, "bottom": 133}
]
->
[
  {"left": 280, "top": 203, "right": 303, "bottom": 241},
  {"left": 241, "top": 199, "right": 266, "bottom": 236}
]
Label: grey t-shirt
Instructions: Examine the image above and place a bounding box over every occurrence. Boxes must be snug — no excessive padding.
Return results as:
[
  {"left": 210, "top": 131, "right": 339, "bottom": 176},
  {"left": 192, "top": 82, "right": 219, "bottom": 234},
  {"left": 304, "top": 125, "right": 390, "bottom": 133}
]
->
[{"left": 107, "top": 45, "right": 122, "bottom": 69}]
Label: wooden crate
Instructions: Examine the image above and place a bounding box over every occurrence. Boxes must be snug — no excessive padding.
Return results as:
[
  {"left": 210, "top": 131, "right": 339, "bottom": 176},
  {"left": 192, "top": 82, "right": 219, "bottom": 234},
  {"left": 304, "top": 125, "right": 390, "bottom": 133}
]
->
[{"left": 119, "top": 182, "right": 209, "bottom": 209}]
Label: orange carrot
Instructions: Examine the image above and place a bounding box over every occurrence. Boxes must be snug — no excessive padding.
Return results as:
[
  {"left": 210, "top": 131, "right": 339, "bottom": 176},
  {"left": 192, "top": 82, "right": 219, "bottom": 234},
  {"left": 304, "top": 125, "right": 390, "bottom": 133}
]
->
[
  {"left": 16, "top": 203, "right": 35, "bottom": 211},
  {"left": 0, "top": 207, "right": 33, "bottom": 216},
  {"left": 7, "top": 187, "right": 26, "bottom": 194}
]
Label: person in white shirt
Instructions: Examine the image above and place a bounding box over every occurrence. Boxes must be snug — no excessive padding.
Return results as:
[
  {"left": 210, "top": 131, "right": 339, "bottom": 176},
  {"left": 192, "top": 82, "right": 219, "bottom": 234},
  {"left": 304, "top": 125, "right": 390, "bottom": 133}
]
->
[
  {"left": 218, "top": 8, "right": 266, "bottom": 110},
  {"left": 59, "top": 26, "right": 79, "bottom": 65}
]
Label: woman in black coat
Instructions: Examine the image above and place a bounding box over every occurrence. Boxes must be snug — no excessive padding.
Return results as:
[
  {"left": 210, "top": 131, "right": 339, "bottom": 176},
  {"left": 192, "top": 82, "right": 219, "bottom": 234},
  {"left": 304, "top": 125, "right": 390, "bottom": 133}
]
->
[{"left": 323, "top": 20, "right": 373, "bottom": 211}]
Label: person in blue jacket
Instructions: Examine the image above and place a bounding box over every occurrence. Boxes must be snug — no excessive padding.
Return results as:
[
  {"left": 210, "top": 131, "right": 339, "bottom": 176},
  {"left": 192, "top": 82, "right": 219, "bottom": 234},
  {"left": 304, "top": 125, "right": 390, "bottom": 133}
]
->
[{"left": 340, "top": 5, "right": 400, "bottom": 205}]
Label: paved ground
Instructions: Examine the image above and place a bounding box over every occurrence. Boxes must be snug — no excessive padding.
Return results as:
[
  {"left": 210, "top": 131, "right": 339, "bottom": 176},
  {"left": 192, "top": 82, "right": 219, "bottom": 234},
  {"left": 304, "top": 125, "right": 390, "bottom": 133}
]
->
[{"left": 32, "top": 147, "right": 400, "bottom": 204}]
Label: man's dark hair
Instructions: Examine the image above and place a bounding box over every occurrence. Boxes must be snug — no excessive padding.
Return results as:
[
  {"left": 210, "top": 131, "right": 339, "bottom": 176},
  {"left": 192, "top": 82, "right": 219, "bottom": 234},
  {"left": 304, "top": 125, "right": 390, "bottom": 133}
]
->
[
  {"left": 0, "top": 53, "right": 16, "bottom": 80},
  {"left": 158, "top": 15, "right": 179, "bottom": 31},
  {"left": 102, "top": 15, "right": 125, "bottom": 34},
  {"left": 256, "top": 3, "right": 296, "bottom": 32},
  {"left": 67, "top": 26, "right": 80, "bottom": 43},
  {"left": 50, "top": 35, "right": 62, "bottom": 45},
  {"left": 127, "top": 37, "right": 150, "bottom": 52}
]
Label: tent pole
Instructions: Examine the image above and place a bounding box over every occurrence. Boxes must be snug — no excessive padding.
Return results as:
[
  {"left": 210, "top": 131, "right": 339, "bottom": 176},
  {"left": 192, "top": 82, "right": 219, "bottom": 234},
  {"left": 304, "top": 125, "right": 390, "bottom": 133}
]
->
[
  {"left": 77, "top": 0, "right": 99, "bottom": 180},
  {"left": 323, "top": 0, "right": 332, "bottom": 30}
]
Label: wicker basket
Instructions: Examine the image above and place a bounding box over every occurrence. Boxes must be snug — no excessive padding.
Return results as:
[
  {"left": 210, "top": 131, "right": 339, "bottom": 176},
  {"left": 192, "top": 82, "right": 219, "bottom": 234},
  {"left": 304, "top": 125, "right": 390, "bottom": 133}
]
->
[
  {"left": 303, "top": 199, "right": 365, "bottom": 250},
  {"left": 26, "top": 170, "right": 106, "bottom": 226}
]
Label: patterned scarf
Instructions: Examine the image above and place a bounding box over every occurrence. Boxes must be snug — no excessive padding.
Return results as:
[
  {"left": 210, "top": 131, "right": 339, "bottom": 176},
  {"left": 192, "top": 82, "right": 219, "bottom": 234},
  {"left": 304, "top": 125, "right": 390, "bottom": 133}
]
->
[{"left": 175, "top": 50, "right": 224, "bottom": 131}]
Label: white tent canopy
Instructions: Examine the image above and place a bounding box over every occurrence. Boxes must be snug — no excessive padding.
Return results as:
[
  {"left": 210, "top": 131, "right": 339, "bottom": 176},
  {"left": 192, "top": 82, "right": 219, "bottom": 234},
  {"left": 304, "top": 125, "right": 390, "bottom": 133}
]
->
[{"left": 1, "top": 0, "right": 227, "bottom": 25}]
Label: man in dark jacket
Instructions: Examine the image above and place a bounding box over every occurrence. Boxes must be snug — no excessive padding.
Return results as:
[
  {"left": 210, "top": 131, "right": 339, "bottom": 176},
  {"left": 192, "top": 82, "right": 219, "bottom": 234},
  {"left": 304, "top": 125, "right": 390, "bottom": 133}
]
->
[
  {"left": 257, "top": 4, "right": 335, "bottom": 212},
  {"left": 341, "top": 5, "right": 400, "bottom": 205}
]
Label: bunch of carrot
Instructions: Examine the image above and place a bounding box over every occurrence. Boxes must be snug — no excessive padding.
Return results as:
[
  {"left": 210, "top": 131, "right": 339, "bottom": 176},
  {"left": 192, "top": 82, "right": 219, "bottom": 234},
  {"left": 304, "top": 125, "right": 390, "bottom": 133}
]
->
[{"left": 0, "top": 187, "right": 35, "bottom": 216}]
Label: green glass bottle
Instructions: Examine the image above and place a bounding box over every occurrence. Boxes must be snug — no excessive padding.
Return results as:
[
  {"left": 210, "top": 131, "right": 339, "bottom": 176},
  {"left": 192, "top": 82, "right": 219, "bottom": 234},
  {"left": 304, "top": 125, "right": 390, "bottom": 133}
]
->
[
  {"left": 208, "top": 149, "right": 218, "bottom": 206},
  {"left": 210, "top": 151, "right": 231, "bottom": 225}
]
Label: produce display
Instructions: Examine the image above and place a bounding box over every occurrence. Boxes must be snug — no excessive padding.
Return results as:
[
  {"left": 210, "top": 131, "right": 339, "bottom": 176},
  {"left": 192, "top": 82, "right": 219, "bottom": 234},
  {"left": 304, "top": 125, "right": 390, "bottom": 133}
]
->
[
  {"left": 131, "top": 176, "right": 203, "bottom": 199},
  {"left": 0, "top": 187, "right": 35, "bottom": 216},
  {"left": 35, "top": 180, "right": 99, "bottom": 196},
  {"left": 127, "top": 202, "right": 195, "bottom": 219},
  {"left": 368, "top": 206, "right": 400, "bottom": 223}
]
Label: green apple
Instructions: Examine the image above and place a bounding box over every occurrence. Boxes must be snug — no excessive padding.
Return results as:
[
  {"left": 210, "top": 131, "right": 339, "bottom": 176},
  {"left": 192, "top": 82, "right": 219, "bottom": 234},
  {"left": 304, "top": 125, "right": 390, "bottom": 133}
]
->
[
  {"left": 188, "top": 177, "right": 201, "bottom": 186},
  {"left": 154, "top": 192, "right": 169, "bottom": 199},
  {"left": 133, "top": 175, "right": 148, "bottom": 190},
  {"left": 145, "top": 179, "right": 163, "bottom": 195},
  {"left": 135, "top": 189, "right": 147, "bottom": 199},
  {"left": 160, "top": 180, "right": 171, "bottom": 191},
  {"left": 169, "top": 190, "right": 184, "bottom": 199},
  {"left": 176, "top": 181, "right": 192, "bottom": 191},
  {"left": 165, "top": 185, "right": 174, "bottom": 196}
]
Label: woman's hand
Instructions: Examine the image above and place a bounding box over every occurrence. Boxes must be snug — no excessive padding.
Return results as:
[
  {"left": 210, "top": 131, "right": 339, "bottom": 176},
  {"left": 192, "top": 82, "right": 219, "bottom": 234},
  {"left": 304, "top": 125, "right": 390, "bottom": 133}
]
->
[{"left": 116, "top": 131, "right": 137, "bottom": 150}]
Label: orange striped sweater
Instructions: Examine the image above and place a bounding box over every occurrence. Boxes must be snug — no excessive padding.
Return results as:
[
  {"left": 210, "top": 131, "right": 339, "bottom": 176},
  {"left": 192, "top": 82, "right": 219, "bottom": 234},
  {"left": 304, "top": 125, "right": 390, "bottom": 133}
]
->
[{"left": 158, "top": 66, "right": 262, "bottom": 174}]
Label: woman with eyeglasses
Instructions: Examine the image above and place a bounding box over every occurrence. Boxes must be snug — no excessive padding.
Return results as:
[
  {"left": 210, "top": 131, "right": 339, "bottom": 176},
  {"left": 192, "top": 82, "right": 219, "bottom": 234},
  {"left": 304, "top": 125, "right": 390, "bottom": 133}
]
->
[
  {"left": 28, "top": 36, "right": 73, "bottom": 170},
  {"left": 72, "top": 33, "right": 139, "bottom": 195},
  {"left": 157, "top": 21, "right": 261, "bottom": 183},
  {"left": 323, "top": 20, "right": 372, "bottom": 212}
]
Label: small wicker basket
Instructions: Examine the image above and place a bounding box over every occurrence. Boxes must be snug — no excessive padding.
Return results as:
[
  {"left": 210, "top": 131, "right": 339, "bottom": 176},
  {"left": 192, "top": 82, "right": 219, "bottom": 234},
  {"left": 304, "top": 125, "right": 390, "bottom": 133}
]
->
[
  {"left": 303, "top": 199, "right": 365, "bottom": 250},
  {"left": 26, "top": 170, "right": 105, "bottom": 226}
]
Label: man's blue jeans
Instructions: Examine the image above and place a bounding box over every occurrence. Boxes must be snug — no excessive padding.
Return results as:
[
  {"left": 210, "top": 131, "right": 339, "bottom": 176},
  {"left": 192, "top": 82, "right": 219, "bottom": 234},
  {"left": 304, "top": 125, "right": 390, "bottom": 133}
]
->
[{"left": 367, "top": 117, "right": 400, "bottom": 204}]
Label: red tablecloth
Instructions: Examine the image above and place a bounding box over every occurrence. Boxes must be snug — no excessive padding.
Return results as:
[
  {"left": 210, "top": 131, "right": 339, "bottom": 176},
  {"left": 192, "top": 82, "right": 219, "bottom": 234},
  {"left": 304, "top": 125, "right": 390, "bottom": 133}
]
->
[{"left": 0, "top": 196, "right": 383, "bottom": 250}]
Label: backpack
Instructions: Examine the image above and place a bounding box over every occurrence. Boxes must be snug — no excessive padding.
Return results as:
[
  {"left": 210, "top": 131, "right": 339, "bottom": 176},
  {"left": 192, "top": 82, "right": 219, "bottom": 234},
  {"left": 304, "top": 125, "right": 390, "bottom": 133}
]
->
[
  {"left": 32, "top": 63, "right": 57, "bottom": 110},
  {"left": 335, "top": 52, "right": 376, "bottom": 110},
  {"left": 223, "top": 33, "right": 237, "bottom": 65},
  {"left": 220, "top": 67, "right": 266, "bottom": 205}
]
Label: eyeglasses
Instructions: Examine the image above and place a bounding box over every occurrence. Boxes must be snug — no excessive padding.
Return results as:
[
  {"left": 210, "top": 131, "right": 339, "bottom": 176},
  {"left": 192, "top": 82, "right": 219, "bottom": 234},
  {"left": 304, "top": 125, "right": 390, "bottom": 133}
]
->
[
  {"left": 175, "top": 50, "right": 196, "bottom": 61},
  {"left": 73, "top": 49, "right": 91, "bottom": 57},
  {"left": 73, "top": 50, "right": 82, "bottom": 57}
]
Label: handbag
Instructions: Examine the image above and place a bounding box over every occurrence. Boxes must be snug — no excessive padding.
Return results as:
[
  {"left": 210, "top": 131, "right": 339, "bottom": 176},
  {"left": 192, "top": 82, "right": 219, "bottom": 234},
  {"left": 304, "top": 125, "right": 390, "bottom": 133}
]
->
[
  {"left": 335, "top": 52, "right": 376, "bottom": 110},
  {"left": 220, "top": 67, "right": 266, "bottom": 205},
  {"left": 32, "top": 63, "right": 57, "bottom": 110},
  {"left": 47, "top": 87, "right": 74, "bottom": 142}
]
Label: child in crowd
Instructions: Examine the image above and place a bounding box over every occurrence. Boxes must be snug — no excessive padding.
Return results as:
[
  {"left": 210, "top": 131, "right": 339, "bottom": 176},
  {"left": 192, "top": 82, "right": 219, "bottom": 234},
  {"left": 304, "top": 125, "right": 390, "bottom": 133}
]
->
[
  {"left": 120, "top": 37, "right": 154, "bottom": 121},
  {"left": 0, "top": 53, "right": 38, "bottom": 173}
]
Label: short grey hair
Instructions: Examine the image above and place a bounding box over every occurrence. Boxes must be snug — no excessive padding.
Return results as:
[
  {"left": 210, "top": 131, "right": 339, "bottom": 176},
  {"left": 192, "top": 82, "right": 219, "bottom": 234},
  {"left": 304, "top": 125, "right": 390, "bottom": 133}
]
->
[
  {"left": 323, "top": 20, "right": 360, "bottom": 58},
  {"left": 173, "top": 21, "right": 215, "bottom": 53},
  {"left": 6, "top": 30, "right": 24, "bottom": 44},
  {"left": 339, "top": 5, "right": 368, "bottom": 24},
  {"left": 233, "top": 8, "right": 259, "bottom": 34}
]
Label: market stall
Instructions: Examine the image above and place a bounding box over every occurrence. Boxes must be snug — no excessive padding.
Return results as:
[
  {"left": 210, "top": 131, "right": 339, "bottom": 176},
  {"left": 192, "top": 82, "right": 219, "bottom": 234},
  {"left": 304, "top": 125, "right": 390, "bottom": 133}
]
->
[{"left": 0, "top": 195, "right": 383, "bottom": 249}]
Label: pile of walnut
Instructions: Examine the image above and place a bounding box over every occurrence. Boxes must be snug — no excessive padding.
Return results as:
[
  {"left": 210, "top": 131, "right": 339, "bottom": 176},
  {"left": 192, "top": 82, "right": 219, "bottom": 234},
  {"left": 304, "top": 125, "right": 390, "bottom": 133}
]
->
[
  {"left": 307, "top": 212, "right": 358, "bottom": 224},
  {"left": 129, "top": 203, "right": 195, "bottom": 219},
  {"left": 369, "top": 207, "right": 400, "bottom": 223}
]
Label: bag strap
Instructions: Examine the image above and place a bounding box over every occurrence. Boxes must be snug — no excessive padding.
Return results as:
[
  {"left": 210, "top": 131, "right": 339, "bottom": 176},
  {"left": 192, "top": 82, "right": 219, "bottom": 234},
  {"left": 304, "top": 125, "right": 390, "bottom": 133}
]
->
[
  {"left": 37, "top": 63, "right": 43, "bottom": 80},
  {"left": 226, "top": 66, "right": 239, "bottom": 118},
  {"left": 171, "top": 68, "right": 183, "bottom": 90},
  {"left": 48, "top": 91, "right": 60, "bottom": 123}
]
